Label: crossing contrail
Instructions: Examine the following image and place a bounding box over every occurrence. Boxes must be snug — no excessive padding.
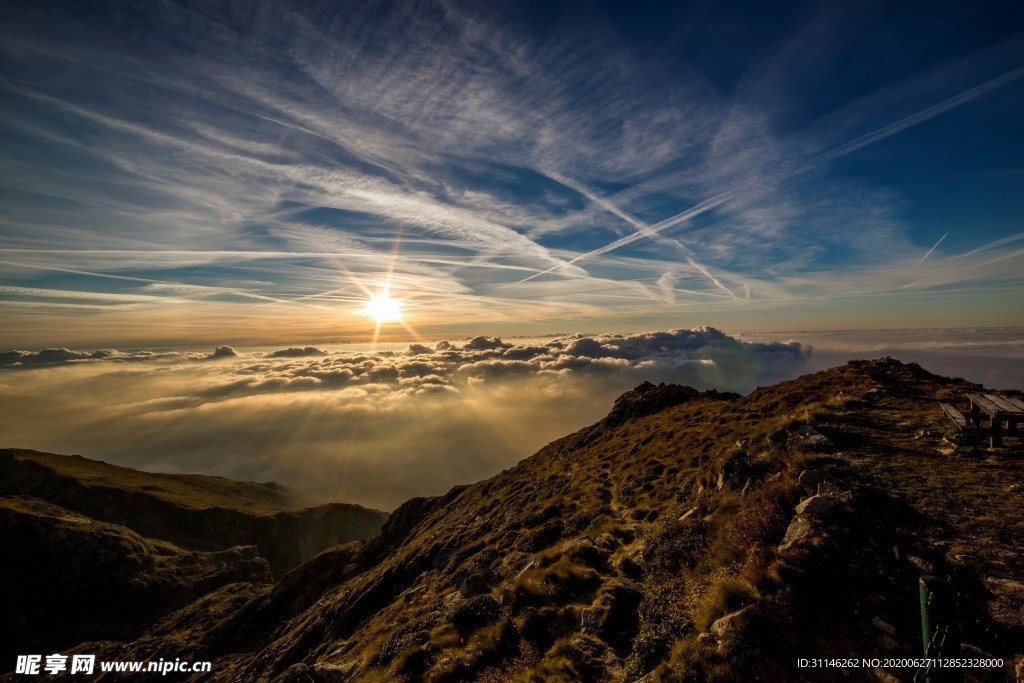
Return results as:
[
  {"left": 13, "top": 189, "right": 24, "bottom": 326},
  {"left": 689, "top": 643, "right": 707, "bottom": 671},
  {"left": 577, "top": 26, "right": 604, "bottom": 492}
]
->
[{"left": 512, "top": 65, "right": 1024, "bottom": 286}]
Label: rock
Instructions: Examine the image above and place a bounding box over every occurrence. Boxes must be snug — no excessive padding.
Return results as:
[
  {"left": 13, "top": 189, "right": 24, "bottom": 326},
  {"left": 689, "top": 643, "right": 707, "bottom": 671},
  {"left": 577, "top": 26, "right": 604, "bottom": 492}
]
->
[
  {"left": 498, "top": 583, "right": 516, "bottom": 606},
  {"left": 696, "top": 632, "right": 715, "bottom": 645},
  {"left": 795, "top": 495, "right": 835, "bottom": 518},
  {"left": 710, "top": 606, "right": 751, "bottom": 637},
  {"left": 906, "top": 555, "right": 935, "bottom": 574},
  {"left": 281, "top": 663, "right": 314, "bottom": 683},
  {"left": 459, "top": 573, "right": 491, "bottom": 598},
  {"left": 401, "top": 585, "right": 426, "bottom": 603},
  {"left": 735, "top": 439, "right": 749, "bottom": 448},
  {"left": 797, "top": 424, "right": 833, "bottom": 448},
  {"left": 817, "top": 481, "right": 853, "bottom": 503},
  {"left": 678, "top": 508, "right": 697, "bottom": 521},
  {"left": 871, "top": 667, "right": 901, "bottom": 683},
  {"left": 797, "top": 469, "right": 828, "bottom": 493},
  {"left": 312, "top": 662, "right": 362, "bottom": 683},
  {"left": 878, "top": 635, "right": 899, "bottom": 651},
  {"left": 603, "top": 650, "right": 623, "bottom": 676},
  {"left": 433, "top": 547, "right": 456, "bottom": 570},
  {"left": 717, "top": 471, "right": 725, "bottom": 491},
  {"left": 778, "top": 516, "right": 813, "bottom": 552},
  {"left": 580, "top": 607, "right": 598, "bottom": 634},
  {"left": 872, "top": 617, "right": 896, "bottom": 636}
]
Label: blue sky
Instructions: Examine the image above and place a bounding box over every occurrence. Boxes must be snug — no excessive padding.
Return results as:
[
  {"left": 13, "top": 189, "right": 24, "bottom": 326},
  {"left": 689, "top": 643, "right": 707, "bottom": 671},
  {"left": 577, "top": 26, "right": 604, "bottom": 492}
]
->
[{"left": 1, "top": 0, "right": 1023, "bottom": 347}]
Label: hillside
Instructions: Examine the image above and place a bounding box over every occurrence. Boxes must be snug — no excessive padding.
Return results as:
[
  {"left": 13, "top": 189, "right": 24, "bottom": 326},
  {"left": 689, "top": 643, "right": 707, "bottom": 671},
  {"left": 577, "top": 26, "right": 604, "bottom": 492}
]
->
[
  {"left": 4, "top": 359, "right": 1023, "bottom": 683},
  {"left": 0, "top": 495, "right": 273, "bottom": 662},
  {"left": 0, "top": 449, "right": 389, "bottom": 576}
]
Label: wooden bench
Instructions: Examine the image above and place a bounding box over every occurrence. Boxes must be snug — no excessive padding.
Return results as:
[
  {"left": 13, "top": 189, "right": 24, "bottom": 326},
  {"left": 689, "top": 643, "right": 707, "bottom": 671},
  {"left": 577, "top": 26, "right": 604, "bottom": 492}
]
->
[
  {"left": 940, "top": 403, "right": 971, "bottom": 431},
  {"left": 965, "top": 393, "right": 1024, "bottom": 447}
]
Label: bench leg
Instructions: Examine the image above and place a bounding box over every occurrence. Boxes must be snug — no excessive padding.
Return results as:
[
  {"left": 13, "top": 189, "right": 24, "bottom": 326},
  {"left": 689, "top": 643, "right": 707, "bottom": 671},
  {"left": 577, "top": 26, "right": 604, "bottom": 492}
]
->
[{"left": 991, "top": 418, "right": 1002, "bottom": 448}]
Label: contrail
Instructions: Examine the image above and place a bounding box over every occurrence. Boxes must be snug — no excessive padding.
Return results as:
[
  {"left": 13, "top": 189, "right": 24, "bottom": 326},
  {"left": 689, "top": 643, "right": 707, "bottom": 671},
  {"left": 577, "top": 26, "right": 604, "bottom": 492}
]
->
[
  {"left": 916, "top": 232, "right": 948, "bottom": 267},
  {"left": 512, "top": 65, "right": 1024, "bottom": 286}
]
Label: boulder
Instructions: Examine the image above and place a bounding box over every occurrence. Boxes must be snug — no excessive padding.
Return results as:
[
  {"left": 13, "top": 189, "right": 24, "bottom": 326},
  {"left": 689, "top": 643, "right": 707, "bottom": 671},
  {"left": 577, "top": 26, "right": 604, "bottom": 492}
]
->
[
  {"left": 907, "top": 555, "right": 935, "bottom": 574},
  {"left": 872, "top": 617, "right": 895, "bottom": 636},
  {"left": 878, "top": 634, "right": 899, "bottom": 651},
  {"left": 797, "top": 424, "right": 833, "bottom": 448},
  {"left": 433, "top": 547, "right": 456, "bottom": 570},
  {"left": 817, "top": 481, "right": 853, "bottom": 503},
  {"left": 795, "top": 495, "right": 835, "bottom": 518},
  {"left": 459, "top": 573, "right": 491, "bottom": 598},
  {"left": 797, "top": 469, "right": 828, "bottom": 494},
  {"left": 710, "top": 606, "right": 751, "bottom": 637},
  {"left": 778, "top": 516, "right": 813, "bottom": 552}
]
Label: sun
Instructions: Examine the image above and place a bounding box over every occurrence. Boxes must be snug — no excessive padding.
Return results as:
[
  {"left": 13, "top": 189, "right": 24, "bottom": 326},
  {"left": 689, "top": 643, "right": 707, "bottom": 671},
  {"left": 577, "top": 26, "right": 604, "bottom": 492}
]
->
[{"left": 362, "top": 291, "right": 402, "bottom": 323}]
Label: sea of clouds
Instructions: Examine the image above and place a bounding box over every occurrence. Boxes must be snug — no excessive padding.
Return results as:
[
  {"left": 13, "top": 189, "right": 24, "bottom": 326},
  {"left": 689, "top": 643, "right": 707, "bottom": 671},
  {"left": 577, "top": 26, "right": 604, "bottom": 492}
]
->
[{"left": 0, "top": 328, "right": 810, "bottom": 510}]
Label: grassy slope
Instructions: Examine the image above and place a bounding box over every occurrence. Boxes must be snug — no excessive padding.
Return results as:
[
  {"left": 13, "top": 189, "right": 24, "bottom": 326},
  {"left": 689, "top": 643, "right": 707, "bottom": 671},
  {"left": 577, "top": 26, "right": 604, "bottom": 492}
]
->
[
  {"left": 0, "top": 449, "right": 390, "bottom": 577},
  {"left": 0, "top": 448, "right": 296, "bottom": 514},
  {"left": 4, "top": 359, "right": 1022, "bottom": 683}
]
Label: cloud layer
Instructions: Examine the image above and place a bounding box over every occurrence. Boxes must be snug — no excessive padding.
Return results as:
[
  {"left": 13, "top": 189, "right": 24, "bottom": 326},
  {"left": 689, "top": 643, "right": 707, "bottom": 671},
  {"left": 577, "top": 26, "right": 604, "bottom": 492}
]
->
[{"left": 0, "top": 328, "right": 809, "bottom": 509}]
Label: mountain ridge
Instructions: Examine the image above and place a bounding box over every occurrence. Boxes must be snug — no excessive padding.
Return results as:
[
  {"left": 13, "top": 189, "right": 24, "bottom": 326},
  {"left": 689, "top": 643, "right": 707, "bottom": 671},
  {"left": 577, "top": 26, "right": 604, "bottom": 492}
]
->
[{"left": 3, "top": 359, "right": 1023, "bottom": 682}]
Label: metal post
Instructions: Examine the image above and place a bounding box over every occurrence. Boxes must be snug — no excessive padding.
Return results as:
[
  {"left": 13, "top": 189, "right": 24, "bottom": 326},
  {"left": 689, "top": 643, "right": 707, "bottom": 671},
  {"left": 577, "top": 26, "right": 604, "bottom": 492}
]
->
[{"left": 916, "top": 576, "right": 962, "bottom": 683}]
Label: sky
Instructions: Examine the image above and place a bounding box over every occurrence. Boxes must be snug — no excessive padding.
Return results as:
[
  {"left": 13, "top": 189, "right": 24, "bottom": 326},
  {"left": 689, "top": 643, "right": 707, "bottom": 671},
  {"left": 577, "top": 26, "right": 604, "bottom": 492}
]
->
[
  {"left": 2, "top": 2, "right": 1023, "bottom": 505},
  {"left": 1, "top": 0, "right": 1023, "bottom": 347}
]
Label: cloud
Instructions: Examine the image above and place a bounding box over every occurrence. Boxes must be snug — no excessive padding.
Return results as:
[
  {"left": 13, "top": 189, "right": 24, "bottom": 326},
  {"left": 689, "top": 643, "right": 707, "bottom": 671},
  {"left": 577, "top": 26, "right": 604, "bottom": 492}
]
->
[
  {"left": 210, "top": 345, "right": 238, "bottom": 359},
  {"left": 268, "top": 346, "right": 327, "bottom": 358},
  {"left": 0, "top": 328, "right": 811, "bottom": 509},
  {"left": 1, "top": 2, "right": 1022, "bottom": 347},
  {"left": 0, "top": 348, "right": 177, "bottom": 367}
]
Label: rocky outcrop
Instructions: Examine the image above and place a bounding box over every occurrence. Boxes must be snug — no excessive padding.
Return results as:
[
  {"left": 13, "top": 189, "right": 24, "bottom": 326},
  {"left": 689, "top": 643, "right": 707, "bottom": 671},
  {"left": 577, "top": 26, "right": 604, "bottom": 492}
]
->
[{"left": 0, "top": 495, "right": 272, "bottom": 661}]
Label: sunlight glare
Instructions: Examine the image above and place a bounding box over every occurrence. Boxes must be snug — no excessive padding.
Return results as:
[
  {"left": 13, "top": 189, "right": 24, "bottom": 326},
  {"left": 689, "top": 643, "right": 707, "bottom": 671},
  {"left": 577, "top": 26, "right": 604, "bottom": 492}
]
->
[{"left": 363, "top": 291, "right": 402, "bottom": 323}]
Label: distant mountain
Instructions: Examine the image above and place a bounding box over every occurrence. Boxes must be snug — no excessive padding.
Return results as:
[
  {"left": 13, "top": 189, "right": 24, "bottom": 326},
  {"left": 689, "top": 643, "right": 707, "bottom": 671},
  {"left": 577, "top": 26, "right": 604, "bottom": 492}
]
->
[
  {"left": 3, "top": 359, "right": 1023, "bottom": 682},
  {"left": 0, "top": 449, "right": 388, "bottom": 577}
]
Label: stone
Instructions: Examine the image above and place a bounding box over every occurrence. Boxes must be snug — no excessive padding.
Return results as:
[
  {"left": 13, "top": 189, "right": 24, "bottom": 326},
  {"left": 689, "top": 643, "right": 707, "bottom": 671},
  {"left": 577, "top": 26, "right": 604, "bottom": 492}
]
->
[
  {"left": 871, "top": 667, "right": 901, "bottom": 683},
  {"left": 710, "top": 606, "right": 751, "bottom": 637},
  {"left": 778, "top": 516, "right": 813, "bottom": 552},
  {"left": 580, "top": 607, "right": 598, "bottom": 634},
  {"left": 281, "top": 663, "right": 314, "bottom": 683},
  {"left": 433, "top": 547, "right": 456, "bottom": 570},
  {"left": 678, "top": 508, "right": 697, "bottom": 521},
  {"left": 401, "top": 585, "right": 426, "bottom": 603},
  {"left": 459, "top": 573, "right": 491, "bottom": 598},
  {"left": 872, "top": 617, "right": 895, "bottom": 636},
  {"left": 735, "top": 438, "right": 749, "bottom": 448},
  {"left": 313, "top": 662, "right": 362, "bottom": 683},
  {"left": 795, "top": 495, "right": 835, "bottom": 518},
  {"left": 498, "top": 583, "right": 516, "bottom": 606},
  {"left": 696, "top": 632, "right": 715, "bottom": 645},
  {"left": 878, "top": 634, "right": 900, "bottom": 651},
  {"left": 797, "top": 424, "right": 833, "bottom": 448},
  {"left": 797, "top": 469, "right": 828, "bottom": 493},
  {"left": 906, "top": 555, "right": 935, "bottom": 574},
  {"left": 717, "top": 471, "right": 725, "bottom": 491},
  {"left": 817, "top": 481, "right": 853, "bottom": 502}
]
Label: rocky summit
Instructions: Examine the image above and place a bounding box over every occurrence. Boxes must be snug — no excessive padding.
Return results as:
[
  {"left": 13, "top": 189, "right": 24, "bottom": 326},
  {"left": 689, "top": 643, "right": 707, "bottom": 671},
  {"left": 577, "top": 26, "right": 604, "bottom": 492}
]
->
[{"left": 3, "top": 358, "right": 1023, "bottom": 683}]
